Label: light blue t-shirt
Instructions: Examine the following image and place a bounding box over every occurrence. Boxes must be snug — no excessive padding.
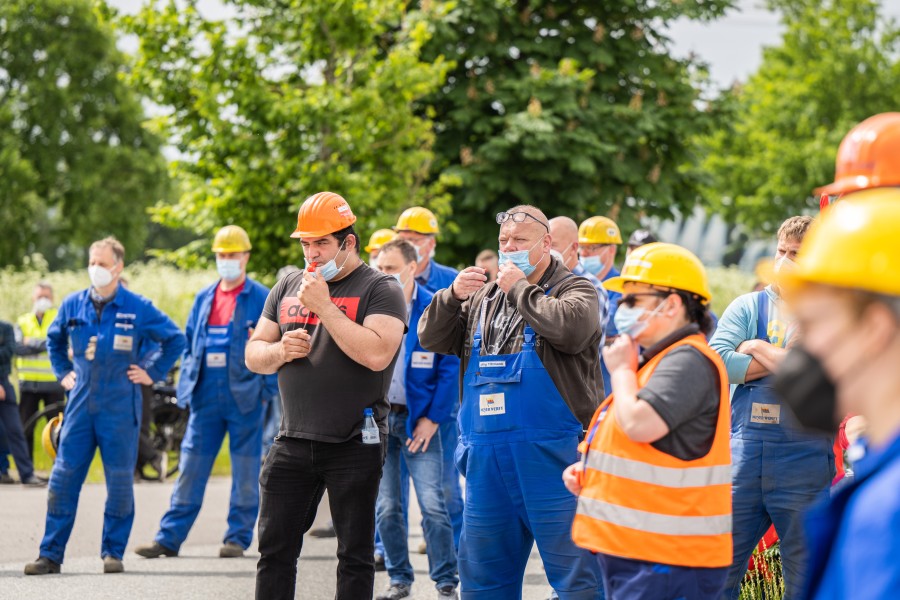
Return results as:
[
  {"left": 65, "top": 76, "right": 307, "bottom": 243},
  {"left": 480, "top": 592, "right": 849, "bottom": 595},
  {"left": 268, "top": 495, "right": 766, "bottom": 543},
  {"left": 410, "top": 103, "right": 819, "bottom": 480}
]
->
[{"left": 709, "top": 285, "right": 797, "bottom": 385}]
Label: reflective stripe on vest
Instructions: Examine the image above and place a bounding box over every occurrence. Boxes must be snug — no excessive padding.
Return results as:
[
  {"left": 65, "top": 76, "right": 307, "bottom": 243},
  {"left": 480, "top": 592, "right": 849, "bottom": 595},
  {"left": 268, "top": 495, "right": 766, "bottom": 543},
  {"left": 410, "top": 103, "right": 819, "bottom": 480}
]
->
[
  {"left": 572, "top": 333, "right": 733, "bottom": 568},
  {"left": 16, "top": 309, "right": 58, "bottom": 382}
]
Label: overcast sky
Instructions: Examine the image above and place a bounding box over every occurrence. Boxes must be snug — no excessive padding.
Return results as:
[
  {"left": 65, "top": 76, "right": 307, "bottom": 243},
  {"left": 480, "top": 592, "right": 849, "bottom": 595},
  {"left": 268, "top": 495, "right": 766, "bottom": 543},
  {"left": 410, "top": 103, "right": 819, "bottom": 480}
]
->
[{"left": 106, "top": 0, "right": 900, "bottom": 87}]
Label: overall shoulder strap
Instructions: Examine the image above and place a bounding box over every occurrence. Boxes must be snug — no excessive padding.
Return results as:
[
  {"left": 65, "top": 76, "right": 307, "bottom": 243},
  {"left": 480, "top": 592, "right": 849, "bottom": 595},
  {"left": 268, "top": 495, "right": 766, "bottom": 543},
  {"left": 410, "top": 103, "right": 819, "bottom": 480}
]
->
[{"left": 755, "top": 291, "right": 769, "bottom": 341}]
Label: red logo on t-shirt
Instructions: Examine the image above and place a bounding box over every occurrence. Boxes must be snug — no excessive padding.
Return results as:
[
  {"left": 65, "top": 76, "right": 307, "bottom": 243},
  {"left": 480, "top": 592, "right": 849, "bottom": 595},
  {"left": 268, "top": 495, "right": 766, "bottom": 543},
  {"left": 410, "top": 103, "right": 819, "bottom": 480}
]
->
[{"left": 279, "top": 297, "right": 360, "bottom": 326}]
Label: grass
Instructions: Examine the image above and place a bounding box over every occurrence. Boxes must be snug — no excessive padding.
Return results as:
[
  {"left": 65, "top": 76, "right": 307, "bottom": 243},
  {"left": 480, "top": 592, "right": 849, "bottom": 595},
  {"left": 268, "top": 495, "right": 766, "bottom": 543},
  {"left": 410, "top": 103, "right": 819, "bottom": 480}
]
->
[
  {"left": 740, "top": 542, "right": 785, "bottom": 599},
  {"left": 3, "top": 261, "right": 755, "bottom": 485}
]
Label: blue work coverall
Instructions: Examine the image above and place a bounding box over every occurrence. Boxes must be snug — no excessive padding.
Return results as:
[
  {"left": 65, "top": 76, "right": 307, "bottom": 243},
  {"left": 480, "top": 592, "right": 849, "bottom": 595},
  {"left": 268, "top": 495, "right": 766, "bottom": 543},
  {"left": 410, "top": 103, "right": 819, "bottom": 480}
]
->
[
  {"left": 710, "top": 288, "right": 833, "bottom": 599},
  {"left": 803, "top": 431, "right": 900, "bottom": 600},
  {"left": 155, "top": 278, "right": 276, "bottom": 552},
  {"left": 42, "top": 285, "right": 185, "bottom": 563},
  {"left": 455, "top": 282, "right": 602, "bottom": 600}
]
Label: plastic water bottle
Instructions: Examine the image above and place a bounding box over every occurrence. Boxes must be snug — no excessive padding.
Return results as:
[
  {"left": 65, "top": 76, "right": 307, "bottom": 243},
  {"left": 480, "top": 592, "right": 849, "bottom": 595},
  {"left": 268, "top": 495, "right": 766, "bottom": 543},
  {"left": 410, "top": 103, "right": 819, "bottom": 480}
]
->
[{"left": 362, "top": 408, "right": 380, "bottom": 444}]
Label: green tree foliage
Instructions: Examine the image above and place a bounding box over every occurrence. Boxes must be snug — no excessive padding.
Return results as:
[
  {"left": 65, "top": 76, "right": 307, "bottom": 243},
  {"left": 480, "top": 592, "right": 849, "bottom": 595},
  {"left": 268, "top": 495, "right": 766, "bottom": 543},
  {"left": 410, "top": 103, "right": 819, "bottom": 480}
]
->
[
  {"left": 0, "top": 0, "right": 168, "bottom": 269},
  {"left": 698, "top": 0, "right": 900, "bottom": 232},
  {"left": 422, "top": 0, "right": 733, "bottom": 260},
  {"left": 121, "top": 0, "right": 451, "bottom": 276}
]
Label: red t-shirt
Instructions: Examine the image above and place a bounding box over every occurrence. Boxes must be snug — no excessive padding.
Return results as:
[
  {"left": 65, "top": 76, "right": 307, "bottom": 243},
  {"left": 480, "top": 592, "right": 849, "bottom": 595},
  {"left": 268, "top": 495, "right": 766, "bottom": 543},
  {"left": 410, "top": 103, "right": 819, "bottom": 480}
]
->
[{"left": 208, "top": 281, "right": 245, "bottom": 326}]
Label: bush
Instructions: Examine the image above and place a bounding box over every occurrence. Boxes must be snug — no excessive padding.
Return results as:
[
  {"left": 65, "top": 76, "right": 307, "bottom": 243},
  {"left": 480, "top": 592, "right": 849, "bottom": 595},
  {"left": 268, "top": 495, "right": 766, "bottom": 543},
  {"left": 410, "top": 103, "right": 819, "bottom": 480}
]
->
[{"left": 0, "top": 259, "right": 216, "bottom": 326}]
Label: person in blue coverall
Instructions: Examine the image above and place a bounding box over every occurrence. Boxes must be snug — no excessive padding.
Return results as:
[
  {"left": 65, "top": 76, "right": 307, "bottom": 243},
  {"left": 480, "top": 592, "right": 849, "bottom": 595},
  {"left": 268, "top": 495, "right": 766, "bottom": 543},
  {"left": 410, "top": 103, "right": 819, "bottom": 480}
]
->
[
  {"left": 24, "top": 237, "right": 185, "bottom": 576},
  {"left": 393, "top": 206, "right": 463, "bottom": 557},
  {"left": 135, "top": 225, "right": 277, "bottom": 560},
  {"left": 710, "top": 216, "right": 834, "bottom": 599},
  {"left": 419, "top": 205, "right": 604, "bottom": 600},
  {"left": 374, "top": 238, "right": 459, "bottom": 600},
  {"left": 576, "top": 216, "right": 623, "bottom": 398}
]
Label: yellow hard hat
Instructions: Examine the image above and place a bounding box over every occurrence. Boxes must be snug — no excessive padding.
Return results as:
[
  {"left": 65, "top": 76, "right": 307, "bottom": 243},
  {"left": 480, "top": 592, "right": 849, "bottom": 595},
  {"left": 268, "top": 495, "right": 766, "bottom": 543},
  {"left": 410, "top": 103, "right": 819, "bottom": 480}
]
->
[
  {"left": 604, "top": 242, "right": 712, "bottom": 304},
  {"left": 785, "top": 188, "right": 900, "bottom": 297},
  {"left": 212, "top": 225, "right": 252, "bottom": 253},
  {"left": 365, "top": 229, "right": 397, "bottom": 253},
  {"left": 578, "top": 216, "right": 622, "bottom": 245},
  {"left": 42, "top": 413, "right": 63, "bottom": 461},
  {"left": 394, "top": 207, "right": 440, "bottom": 235}
]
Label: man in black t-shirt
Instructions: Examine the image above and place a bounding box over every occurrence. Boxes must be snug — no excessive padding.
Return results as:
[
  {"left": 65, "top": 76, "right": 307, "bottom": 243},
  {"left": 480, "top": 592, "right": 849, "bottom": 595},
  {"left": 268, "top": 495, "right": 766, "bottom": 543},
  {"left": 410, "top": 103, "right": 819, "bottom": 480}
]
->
[{"left": 246, "top": 192, "right": 407, "bottom": 600}]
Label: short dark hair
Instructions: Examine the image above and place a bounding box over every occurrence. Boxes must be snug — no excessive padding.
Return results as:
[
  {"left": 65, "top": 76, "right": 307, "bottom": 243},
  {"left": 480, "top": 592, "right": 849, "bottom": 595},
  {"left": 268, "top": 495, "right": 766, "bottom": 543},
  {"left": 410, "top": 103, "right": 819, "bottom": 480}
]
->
[
  {"left": 380, "top": 239, "right": 418, "bottom": 265},
  {"left": 332, "top": 225, "right": 360, "bottom": 253},
  {"left": 476, "top": 249, "right": 498, "bottom": 262}
]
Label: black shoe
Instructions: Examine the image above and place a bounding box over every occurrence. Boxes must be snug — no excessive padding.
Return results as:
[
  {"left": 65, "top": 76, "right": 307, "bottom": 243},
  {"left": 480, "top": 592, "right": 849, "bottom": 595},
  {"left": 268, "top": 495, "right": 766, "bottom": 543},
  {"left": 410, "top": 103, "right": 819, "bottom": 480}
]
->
[
  {"left": 438, "top": 585, "right": 459, "bottom": 599},
  {"left": 21, "top": 475, "right": 48, "bottom": 487},
  {"left": 308, "top": 521, "right": 336, "bottom": 538},
  {"left": 103, "top": 556, "right": 124, "bottom": 573},
  {"left": 134, "top": 541, "right": 178, "bottom": 558},
  {"left": 24, "top": 557, "right": 61, "bottom": 575},
  {"left": 375, "top": 583, "right": 411, "bottom": 600},
  {"left": 374, "top": 552, "right": 386, "bottom": 572},
  {"left": 1, "top": 473, "right": 16, "bottom": 484}
]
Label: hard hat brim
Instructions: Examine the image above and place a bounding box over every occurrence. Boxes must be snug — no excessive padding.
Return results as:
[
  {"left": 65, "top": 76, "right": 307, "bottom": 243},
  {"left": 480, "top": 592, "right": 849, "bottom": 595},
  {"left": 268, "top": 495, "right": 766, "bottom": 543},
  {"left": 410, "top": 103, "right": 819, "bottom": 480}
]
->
[
  {"left": 291, "top": 227, "right": 344, "bottom": 239},
  {"left": 813, "top": 175, "right": 868, "bottom": 197},
  {"left": 211, "top": 245, "right": 251, "bottom": 253}
]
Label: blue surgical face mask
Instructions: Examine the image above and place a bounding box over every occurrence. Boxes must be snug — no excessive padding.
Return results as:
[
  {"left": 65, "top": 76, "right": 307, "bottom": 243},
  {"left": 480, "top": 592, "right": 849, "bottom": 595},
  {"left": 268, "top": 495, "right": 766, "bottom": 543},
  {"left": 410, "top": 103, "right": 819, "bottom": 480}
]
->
[
  {"left": 216, "top": 258, "right": 242, "bottom": 282},
  {"left": 613, "top": 301, "right": 666, "bottom": 338},
  {"left": 579, "top": 255, "right": 605, "bottom": 276},
  {"left": 499, "top": 237, "right": 544, "bottom": 277},
  {"left": 305, "top": 240, "right": 350, "bottom": 282},
  {"left": 391, "top": 272, "right": 408, "bottom": 287}
]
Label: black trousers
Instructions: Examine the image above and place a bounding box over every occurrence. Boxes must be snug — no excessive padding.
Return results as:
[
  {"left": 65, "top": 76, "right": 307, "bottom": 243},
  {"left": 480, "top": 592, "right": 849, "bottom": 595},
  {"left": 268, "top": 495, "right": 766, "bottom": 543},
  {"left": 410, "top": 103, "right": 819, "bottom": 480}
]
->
[
  {"left": 256, "top": 435, "right": 385, "bottom": 600},
  {"left": 18, "top": 388, "right": 65, "bottom": 460}
]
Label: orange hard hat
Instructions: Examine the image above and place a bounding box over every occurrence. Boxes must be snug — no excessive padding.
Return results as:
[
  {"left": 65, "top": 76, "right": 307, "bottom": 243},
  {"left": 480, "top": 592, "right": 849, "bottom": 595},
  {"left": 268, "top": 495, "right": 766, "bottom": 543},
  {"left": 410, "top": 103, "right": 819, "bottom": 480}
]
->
[
  {"left": 815, "top": 112, "right": 900, "bottom": 196},
  {"left": 291, "top": 192, "right": 357, "bottom": 238}
]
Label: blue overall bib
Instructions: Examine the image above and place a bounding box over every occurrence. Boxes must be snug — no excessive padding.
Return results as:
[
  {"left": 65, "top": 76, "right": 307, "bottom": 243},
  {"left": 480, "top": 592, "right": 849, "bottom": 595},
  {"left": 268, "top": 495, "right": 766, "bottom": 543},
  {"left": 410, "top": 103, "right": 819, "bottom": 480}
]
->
[
  {"left": 156, "top": 322, "right": 263, "bottom": 552},
  {"left": 455, "top": 285, "right": 603, "bottom": 600},
  {"left": 725, "top": 292, "right": 834, "bottom": 600}
]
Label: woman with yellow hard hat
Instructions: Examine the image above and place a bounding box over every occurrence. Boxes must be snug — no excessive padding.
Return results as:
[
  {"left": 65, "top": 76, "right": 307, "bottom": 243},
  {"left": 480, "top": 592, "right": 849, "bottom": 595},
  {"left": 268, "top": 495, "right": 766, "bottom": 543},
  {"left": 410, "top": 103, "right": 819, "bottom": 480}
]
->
[
  {"left": 564, "top": 242, "right": 733, "bottom": 599},
  {"left": 772, "top": 113, "right": 900, "bottom": 600}
]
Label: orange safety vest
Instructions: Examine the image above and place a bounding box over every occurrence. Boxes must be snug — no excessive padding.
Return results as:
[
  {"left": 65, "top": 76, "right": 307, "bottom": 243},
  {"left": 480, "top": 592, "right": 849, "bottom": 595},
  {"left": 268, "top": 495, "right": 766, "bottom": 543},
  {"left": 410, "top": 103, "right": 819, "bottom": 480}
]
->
[{"left": 571, "top": 333, "right": 733, "bottom": 568}]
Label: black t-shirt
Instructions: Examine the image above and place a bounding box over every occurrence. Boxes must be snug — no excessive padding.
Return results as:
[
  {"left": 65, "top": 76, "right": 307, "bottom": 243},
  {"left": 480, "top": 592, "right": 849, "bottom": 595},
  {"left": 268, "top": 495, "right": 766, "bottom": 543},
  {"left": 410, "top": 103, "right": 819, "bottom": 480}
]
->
[
  {"left": 637, "top": 326, "right": 721, "bottom": 461},
  {"left": 261, "top": 263, "right": 407, "bottom": 442}
]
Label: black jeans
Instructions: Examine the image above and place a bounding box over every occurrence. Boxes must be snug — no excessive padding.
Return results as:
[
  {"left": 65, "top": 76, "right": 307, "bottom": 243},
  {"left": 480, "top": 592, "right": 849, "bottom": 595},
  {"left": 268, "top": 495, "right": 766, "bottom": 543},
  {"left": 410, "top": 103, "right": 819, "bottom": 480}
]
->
[{"left": 256, "top": 435, "right": 385, "bottom": 600}]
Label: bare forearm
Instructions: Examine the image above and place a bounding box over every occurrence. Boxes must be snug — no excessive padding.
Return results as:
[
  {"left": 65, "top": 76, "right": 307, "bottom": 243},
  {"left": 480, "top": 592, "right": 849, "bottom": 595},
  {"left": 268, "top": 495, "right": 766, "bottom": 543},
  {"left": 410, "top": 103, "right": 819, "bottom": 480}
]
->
[
  {"left": 317, "top": 304, "right": 393, "bottom": 371},
  {"left": 748, "top": 341, "right": 787, "bottom": 373},
  {"left": 245, "top": 340, "right": 285, "bottom": 374},
  {"left": 744, "top": 358, "right": 770, "bottom": 381}
]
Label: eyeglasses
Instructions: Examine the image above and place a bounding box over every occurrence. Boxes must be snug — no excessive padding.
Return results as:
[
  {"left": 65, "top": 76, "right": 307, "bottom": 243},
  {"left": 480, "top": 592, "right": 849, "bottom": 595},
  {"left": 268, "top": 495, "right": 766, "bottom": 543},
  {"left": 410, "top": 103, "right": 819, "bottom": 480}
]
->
[
  {"left": 617, "top": 292, "right": 669, "bottom": 309},
  {"left": 496, "top": 211, "right": 550, "bottom": 232}
]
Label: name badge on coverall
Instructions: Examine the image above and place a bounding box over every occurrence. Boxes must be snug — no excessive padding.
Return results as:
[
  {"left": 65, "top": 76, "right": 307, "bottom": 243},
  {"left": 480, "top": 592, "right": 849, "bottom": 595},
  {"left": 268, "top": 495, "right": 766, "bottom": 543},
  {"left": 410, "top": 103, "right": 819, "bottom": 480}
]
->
[
  {"left": 751, "top": 403, "right": 781, "bottom": 424},
  {"left": 113, "top": 335, "right": 133, "bottom": 352},
  {"left": 411, "top": 352, "right": 435, "bottom": 369},
  {"left": 480, "top": 393, "right": 506, "bottom": 416}
]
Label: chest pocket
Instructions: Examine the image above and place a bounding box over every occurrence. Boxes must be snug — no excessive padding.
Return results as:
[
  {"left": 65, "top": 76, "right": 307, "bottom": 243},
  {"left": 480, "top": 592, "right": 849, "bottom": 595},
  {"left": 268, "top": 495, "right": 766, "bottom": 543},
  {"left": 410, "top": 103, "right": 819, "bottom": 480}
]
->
[{"left": 68, "top": 319, "right": 92, "bottom": 356}]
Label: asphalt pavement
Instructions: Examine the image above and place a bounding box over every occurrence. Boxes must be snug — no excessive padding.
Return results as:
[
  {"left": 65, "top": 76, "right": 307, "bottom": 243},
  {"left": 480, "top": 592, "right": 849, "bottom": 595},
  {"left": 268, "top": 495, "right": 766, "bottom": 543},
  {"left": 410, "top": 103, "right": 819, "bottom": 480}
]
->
[{"left": 0, "top": 477, "right": 554, "bottom": 599}]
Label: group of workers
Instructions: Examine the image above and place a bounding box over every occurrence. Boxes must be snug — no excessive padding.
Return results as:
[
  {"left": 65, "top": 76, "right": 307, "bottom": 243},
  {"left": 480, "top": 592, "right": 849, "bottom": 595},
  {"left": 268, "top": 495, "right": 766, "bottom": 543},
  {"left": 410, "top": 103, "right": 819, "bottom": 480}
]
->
[{"left": 4, "top": 111, "right": 899, "bottom": 600}]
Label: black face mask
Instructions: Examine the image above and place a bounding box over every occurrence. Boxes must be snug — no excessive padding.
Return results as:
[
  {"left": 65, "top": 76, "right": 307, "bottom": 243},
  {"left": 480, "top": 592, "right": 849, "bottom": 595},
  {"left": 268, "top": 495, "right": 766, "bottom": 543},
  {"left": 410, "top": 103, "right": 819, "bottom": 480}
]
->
[{"left": 773, "top": 346, "right": 839, "bottom": 435}]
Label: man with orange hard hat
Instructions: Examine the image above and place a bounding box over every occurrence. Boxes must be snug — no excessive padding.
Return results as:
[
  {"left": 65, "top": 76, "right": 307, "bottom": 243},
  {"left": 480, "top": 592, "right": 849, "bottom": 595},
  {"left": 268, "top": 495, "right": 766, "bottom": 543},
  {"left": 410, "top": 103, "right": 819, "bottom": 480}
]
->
[{"left": 247, "top": 192, "right": 407, "bottom": 600}]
